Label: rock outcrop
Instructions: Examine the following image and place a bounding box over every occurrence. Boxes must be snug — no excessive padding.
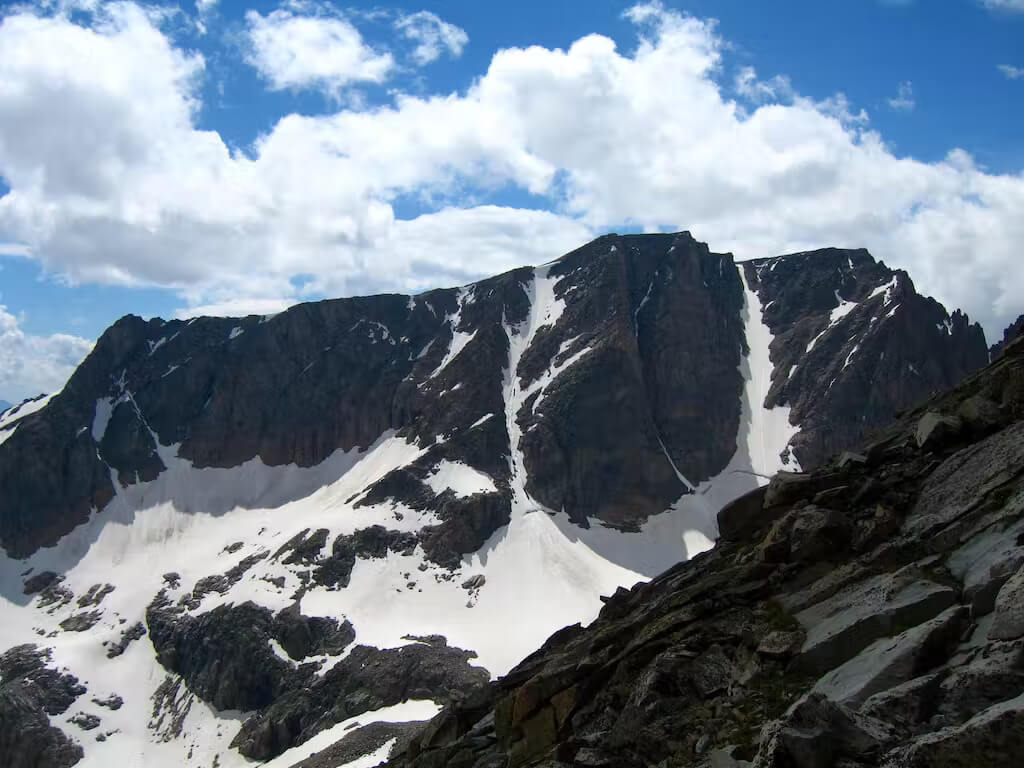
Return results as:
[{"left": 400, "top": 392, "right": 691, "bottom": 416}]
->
[
  {"left": 382, "top": 333, "right": 1024, "bottom": 768},
  {"left": 744, "top": 249, "right": 988, "bottom": 469},
  {"left": 0, "top": 645, "right": 86, "bottom": 768},
  {"left": 231, "top": 639, "right": 489, "bottom": 761},
  {"left": 991, "top": 313, "right": 1024, "bottom": 360}
]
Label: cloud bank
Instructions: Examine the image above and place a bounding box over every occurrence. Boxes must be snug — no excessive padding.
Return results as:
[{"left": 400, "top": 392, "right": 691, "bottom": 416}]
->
[{"left": 0, "top": 0, "right": 1021, "bottom": 354}]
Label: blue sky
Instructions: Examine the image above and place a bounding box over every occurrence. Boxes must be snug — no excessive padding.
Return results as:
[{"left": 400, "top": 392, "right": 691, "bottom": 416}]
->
[{"left": 0, "top": 0, "right": 1022, "bottom": 401}]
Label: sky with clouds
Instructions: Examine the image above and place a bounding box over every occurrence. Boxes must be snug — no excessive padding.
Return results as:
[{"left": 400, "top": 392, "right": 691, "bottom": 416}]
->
[{"left": 0, "top": 0, "right": 1022, "bottom": 402}]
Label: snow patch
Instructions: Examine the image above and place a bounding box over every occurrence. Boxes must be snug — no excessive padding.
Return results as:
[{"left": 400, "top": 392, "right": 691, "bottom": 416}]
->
[
  {"left": 228, "top": 326, "right": 244, "bottom": 340},
  {"left": 633, "top": 277, "right": 656, "bottom": 336},
  {"left": 429, "top": 289, "right": 478, "bottom": 379},
  {"left": 807, "top": 290, "right": 859, "bottom": 353},
  {"left": 0, "top": 393, "right": 55, "bottom": 431},
  {"left": 92, "top": 397, "right": 116, "bottom": 442},
  {"left": 868, "top": 276, "right": 899, "bottom": 305},
  {"left": 424, "top": 460, "right": 497, "bottom": 498},
  {"left": 261, "top": 700, "right": 439, "bottom": 768},
  {"left": 413, "top": 339, "right": 434, "bottom": 361},
  {"left": 623, "top": 264, "right": 802, "bottom": 568},
  {"left": 843, "top": 344, "right": 861, "bottom": 370},
  {"left": 469, "top": 413, "right": 494, "bottom": 429}
]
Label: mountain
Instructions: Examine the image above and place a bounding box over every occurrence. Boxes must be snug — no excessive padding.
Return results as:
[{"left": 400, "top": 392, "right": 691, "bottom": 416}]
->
[
  {"left": 386, "top": 330, "right": 1024, "bottom": 768},
  {"left": 0, "top": 401, "right": 11, "bottom": 413},
  {"left": 0, "top": 393, "right": 52, "bottom": 436},
  {"left": 0, "top": 233, "right": 991, "bottom": 768},
  {"left": 991, "top": 313, "right": 1024, "bottom": 360}
]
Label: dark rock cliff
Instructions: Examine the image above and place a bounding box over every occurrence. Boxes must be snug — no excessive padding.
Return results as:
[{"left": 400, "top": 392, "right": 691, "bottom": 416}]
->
[
  {"left": 744, "top": 249, "right": 988, "bottom": 469},
  {"left": 991, "top": 313, "right": 1024, "bottom": 360},
  {"left": 382, "top": 332, "right": 1024, "bottom": 768},
  {"left": 0, "top": 645, "right": 86, "bottom": 768},
  {"left": 0, "top": 236, "right": 988, "bottom": 563}
]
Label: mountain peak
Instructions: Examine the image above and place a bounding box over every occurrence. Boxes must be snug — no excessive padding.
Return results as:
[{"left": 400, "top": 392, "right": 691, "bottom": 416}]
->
[{"left": 0, "top": 232, "right": 992, "bottom": 768}]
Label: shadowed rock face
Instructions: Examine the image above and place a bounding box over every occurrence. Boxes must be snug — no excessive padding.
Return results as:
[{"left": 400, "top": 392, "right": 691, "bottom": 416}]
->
[
  {"left": 744, "top": 250, "right": 989, "bottom": 469},
  {"left": 0, "top": 645, "right": 86, "bottom": 768},
  {"left": 991, "top": 313, "right": 1024, "bottom": 359},
  {"left": 0, "top": 235, "right": 988, "bottom": 563},
  {"left": 381, "top": 323, "right": 1024, "bottom": 768},
  {"left": 143, "top": 567, "right": 488, "bottom": 762},
  {"left": 516, "top": 234, "right": 746, "bottom": 528},
  {"left": 230, "top": 639, "right": 490, "bottom": 761}
]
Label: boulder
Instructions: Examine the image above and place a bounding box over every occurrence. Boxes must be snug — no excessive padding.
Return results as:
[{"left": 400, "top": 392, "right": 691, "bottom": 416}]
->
[
  {"left": 990, "top": 563, "right": 1024, "bottom": 641},
  {"left": 462, "top": 575, "right": 486, "bottom": 591},
  {"left": 955, "top": 396, "right": 1001, "bottom": 434},
  {"left": 757, "top": 631, "right": 804, "bottom": 659},
  {"left": 717, "top": 486, "right": 769, "bottom": 541},
  {"left": 68, "top": 712, "right": 100, "bottom": 731},
  {"left": 859, "top": 673, "right": 945, "bottom": 735},
  {"left": 765, "top": 473, "right": 815, "bottom": 508},
  {"left": 794, "top": 571, "right": 957, "bottom": 676},
  {"left": 837, "top": 451, "right": 867, "bottom": 468},
  {"left": 811, "top": 606, "right": 967, "bottom": 707},
  {"left": 91, "top": 695, "right": 123, "bottom": 710},
  {"left": 788, "top": 506, "right": 852, "bottom": 563},
  {"left": 946, "top": 518, "right": 1024, "bottom": 617},
  {"left": 915, "top": 411, "right": 962, "bottom": 450},
  {"left": 105, "top": 621, "right": 145, "bottom": 659},
  {"left": 754, "top": 693, "right": 894, "bottom": 768},
  {"left": 936, "top": 641, "right": 1024, "bottom": 725},
  {"left": 904, "top": 420, "right": 1024, "bottom": 541},
  {"left": 888, "top": 692, "right": 1024, "bottom": 767}
]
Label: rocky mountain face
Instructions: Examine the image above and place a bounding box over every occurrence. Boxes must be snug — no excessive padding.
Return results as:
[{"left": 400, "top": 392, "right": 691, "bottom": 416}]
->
[
  {"left": 0, "top": 236, "right": 985, "bottom": 559},
  {"left": 991, "top": 313, "right": 1024, "bottom": 360},
  {"left": 384, "top": 331, "right": 1024, "bottom": 768},
  {"left": 744, "top": 251, "right": 987, "bottom": 468},
  {"left": 0, "top": 233, "right": 994, "bottom": 768}
]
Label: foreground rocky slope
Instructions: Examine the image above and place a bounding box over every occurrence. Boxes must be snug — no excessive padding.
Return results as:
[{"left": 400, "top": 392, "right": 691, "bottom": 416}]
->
[
  {"left": 0, "top": 234, "right": 992, "bottom": 768},
  {"left": 384, "top": 329, "right": 1024, "bottom": 768}
]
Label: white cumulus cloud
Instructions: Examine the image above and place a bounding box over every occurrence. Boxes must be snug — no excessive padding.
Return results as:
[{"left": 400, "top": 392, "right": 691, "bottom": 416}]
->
[
  {"left": 0, "top": 306, "right": 92, "bottom": 403},
  {"left": 395, "top": 10, "right": 468, "bottom": 65},
  {"left": 998, "top": 63, "right": 1024, "bottom": 79},
  {"left": 244, "top": 4, "right": 394, "bottom": 95},
  {"left": 888, "top": 80, "right": 915, "bottom": 111},
  {"left": 0, "top": 0, "right": 1022, "bottom": 355}
]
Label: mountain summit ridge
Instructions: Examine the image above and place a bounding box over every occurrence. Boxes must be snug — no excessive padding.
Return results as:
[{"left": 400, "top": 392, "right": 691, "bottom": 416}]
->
[{"left": 0, "top": 233, "right": 987, "bottom": 561}]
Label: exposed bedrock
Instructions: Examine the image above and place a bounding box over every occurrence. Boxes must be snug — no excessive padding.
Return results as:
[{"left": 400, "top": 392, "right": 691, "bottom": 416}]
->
[
  {"left": 380, "top": 337, "right": 1024, "bottom": 768},
  {"left": 0, "top": 644, "right": 87, "bottom": 768}
]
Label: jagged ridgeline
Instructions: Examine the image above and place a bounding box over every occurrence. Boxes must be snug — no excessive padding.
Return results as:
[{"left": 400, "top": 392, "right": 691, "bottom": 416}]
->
[{"left": 0, "top": 233, "right": 991, "bottom": 768}]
